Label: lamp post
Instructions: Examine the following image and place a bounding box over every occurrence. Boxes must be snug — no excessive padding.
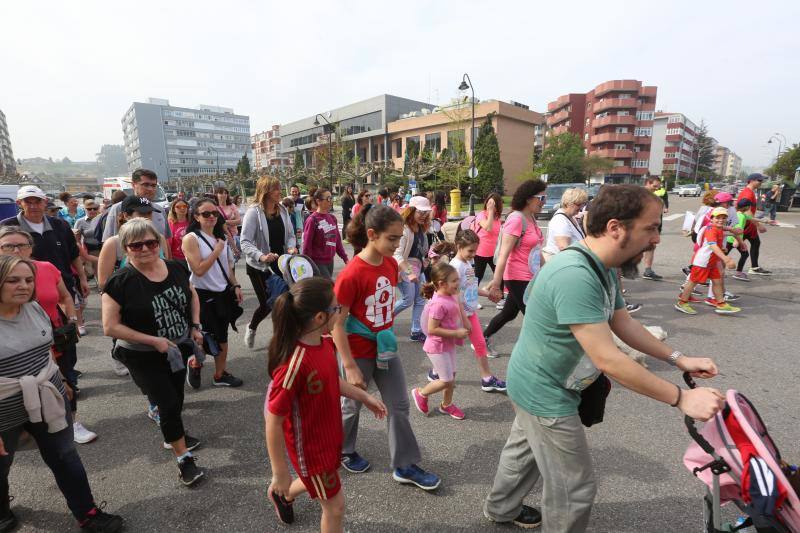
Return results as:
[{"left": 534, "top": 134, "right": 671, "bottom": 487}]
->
[
  {"left": 208, "top": 145, "right": 220, "bottom": 177},
  {"left": 314, "top": 114, "right": 335, "bottom": 190},
  {"left": 458, "top": 73, "right": 476, "bottom": 216},
  {"left": 767, "top": 135, "right": 783, "bottom": 164}
]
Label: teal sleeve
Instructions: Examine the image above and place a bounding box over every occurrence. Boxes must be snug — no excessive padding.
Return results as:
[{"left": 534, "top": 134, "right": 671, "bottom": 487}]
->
[{"left": 550, "top": 266, "right": 610, "bottom": 325}]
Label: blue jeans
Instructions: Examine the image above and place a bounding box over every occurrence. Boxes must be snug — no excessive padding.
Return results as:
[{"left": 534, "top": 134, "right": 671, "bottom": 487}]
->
[
  {"left": 0, "top": 411, "right": 95, "bottom": 520},
  {"left": 394, "top": 275, "right": 426, "bottom": 334}
]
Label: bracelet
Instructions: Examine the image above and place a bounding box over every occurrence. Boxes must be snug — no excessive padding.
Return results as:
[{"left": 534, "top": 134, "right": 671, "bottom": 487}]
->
[
  {"left": 191, "top": 323, "right": 202, "bottom": 330},
  {"left": 667, "top": 350, "right": 683, "bottom": 367},
  {"left": 669, "top": 385, "right": 682, "bottom": 408},
  {"left": 233, "top": 284, "right": 241, "bottom": 289}
]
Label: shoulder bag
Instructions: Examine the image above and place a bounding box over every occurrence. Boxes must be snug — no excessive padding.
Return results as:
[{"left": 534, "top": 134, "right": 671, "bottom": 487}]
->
[{"left": 195, "top": 233, "right": 244, "bottom": 327}]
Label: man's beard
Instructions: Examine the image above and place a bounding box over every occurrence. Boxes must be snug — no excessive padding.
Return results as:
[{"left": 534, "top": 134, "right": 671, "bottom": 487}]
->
[{"left": 619, "top": 235, "right": 656, "bottom": 279}]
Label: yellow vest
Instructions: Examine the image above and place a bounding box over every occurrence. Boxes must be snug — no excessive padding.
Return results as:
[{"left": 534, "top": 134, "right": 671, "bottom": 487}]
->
[{"left": 653, "top": 187, "right": 666, "bottom": 198}]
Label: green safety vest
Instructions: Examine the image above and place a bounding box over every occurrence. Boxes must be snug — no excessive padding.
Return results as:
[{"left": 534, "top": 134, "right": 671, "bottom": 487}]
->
[{"left": 653, "top": 187, "right": 666, "bottom": 198}]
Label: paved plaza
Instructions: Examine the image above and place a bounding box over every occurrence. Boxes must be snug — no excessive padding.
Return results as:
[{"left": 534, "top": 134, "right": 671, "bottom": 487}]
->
[{"left": 9, "top": 196, "right": 800, "bottom": 532}]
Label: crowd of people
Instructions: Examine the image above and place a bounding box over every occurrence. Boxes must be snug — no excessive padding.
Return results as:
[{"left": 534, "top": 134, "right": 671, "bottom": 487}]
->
[{"left": 1, "top": 167, "right": 781, "bottom": 532}]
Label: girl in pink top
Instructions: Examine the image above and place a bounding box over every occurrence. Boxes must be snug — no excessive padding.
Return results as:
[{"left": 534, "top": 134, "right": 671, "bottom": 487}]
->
[
  {"left": 472, "top": 193, "right": 503, "bottom": 284},
  {"left": 482, "top": 180, "right": 546, "bottom": 349},
  {"left": 167, "top": 199, "right": 190, "bottom": 267},
  {"left": 411, "top": 263, "right": 470, "bottom": 420}
]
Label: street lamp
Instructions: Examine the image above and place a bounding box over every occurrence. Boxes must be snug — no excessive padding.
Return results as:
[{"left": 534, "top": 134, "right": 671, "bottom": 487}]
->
[
  {"left": 208, "top": 145, "right": 220, "bottom": 178},
  {"left": 767, "top": 135, "right": 783, "bottom": 163},
  {"left": 459, "top": 73, "right": 476, "bottom": 216},
  {"left": 313, "top": 114, "right": 335, "bottom": 190}
]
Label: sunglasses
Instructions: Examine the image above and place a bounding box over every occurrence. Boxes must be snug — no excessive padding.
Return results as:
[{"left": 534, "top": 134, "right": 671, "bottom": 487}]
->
[
  {"left": 86, "top": 207, "right": 99, "bottom": 211},
  {"left": 175, "top": 204, "right": 188, "bottom": 209},
  {"left": 126, "top": 239, "right": 160, "bottom": 251},
  {"left": 533, "top": 194, "right": 547, "bottom": 202},
  {"left": 198, "top": 211, "right": 219, "bottom": 219},
  {"left": 326, "top": 304, "right": 342, "bottom": 314}
]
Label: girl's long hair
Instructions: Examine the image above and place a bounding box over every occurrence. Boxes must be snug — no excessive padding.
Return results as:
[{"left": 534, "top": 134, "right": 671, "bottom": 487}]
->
[
  {"left": 255, "top": 176, "right": 281, "bottom": 211},
  {"left": 168, "top": 199, "right": 190, "bottom": 222},
  {"left": 268, "top": 277, "right": 335, "bottom": 375},
  {"left": 484, "top": 192, "right": 503, "bottom": 219},
  {"left": 187, "top": 198, "right": 227, "bottom": 240},
  {"left": 421, "top": 261, "right": 457, "bottom": 299},
  {"left": 400, "top": 205, "right": 430, "bottom": 233}
]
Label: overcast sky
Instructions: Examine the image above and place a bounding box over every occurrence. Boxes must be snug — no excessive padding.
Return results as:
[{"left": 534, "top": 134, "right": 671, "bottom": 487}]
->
[{"left": 1, "top": 0, "right": 797, "bottom": 169}]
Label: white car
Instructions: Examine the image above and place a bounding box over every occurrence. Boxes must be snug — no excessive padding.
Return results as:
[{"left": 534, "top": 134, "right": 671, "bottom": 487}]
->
[{"left": 675, "top": 184, "right": 702, "bottom": 197}]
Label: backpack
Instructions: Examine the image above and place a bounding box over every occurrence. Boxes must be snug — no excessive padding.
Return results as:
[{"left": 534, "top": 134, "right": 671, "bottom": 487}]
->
[
  {"left": 456, "top": 215, "right": 478, "bottom": 241},
  {"left": 494, "top": 211, "right": 542, "bottom": 277},
  {"left": 93, "top": 210, "right": 110, "bottom": 243}
]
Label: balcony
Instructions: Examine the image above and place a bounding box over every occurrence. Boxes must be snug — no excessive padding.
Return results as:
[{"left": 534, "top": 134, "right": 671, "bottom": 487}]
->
[
  {"left": 547, "top": 109, "right": 571, "bottom": 125},
  {"left": 593, "top": 149, "right": 633, "bottom": 159},
  {"left": 632, "top": 167, "right": 649, "bottom": 175},
  {"left": 594, "top": 80, "right": 641, "bottom": 98},
  {"left": 592, "top": 115, "right": 636, "bottom": 128},
  {"left": 590, "top": 133, "right": 634, "bottom": 145},
  {"left": 547, "top": 95, "right": 571, "bottom": 113},
  {"left": 592, "top": 98, "right": 638, "bottom": 113},
  {"left": 609, "top": 166, "right": 632, "bottom": 174},
  {"left": 666, "top": 134, "right": 682, "bottom": 142}
]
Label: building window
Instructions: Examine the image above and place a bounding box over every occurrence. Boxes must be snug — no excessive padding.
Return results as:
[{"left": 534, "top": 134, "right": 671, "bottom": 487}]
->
[
  {"left": 615, "top": 127, "right": 629, "bottom": 134},
  {"left": 424, "top": 133, "right": 441, "bottom": 155},
  {"left": 584, "top": 133, "right": 589, "bottom": 141},
  {"left": 406, "top": 136, "right": 420, "bottom": 158},
  {"left": 394, "top": 139, "right": 402, "bottom": 158},
  {"left": 614, "top": 143, "right": 627, "bottom": 150}
]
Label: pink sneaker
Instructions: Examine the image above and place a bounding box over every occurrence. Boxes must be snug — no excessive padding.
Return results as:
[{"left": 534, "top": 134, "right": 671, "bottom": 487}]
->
[
  {"left": 412, "top": 388, "right": 429, "bottom": 416},
  {"left": 438, "top": 403, "right": 465, "bottom": 420}
]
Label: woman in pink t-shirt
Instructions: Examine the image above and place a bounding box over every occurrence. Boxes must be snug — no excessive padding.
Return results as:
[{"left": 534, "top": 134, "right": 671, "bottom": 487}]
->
[
  {"left": 482, "top": 180, "right": 546, "bottom": 348},
  {"left": 473, "top": 193, "right": 503, "bottom": 285},
  {"left": 167, "top": 199, "right": 190, "bottom": 268}
]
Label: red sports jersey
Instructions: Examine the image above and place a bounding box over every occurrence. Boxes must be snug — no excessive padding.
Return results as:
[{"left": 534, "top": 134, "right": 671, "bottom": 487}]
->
[
  {"left": 691, "top": 226, "right": 724, "bottom": 268},
  {"left": 266, "top": 337, "right": 342, "bottom": 477},
  {"left": 737, "top": 187, "right": 757, "bottom": 215},
  {"left": 334, "top": 256, "right": 398, "bottom": 358}
]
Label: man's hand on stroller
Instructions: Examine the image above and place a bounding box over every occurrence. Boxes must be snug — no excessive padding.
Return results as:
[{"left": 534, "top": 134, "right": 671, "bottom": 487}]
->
[
  {"left": 679, "top": 387, "right": 725, "bottom": 421},
  {"left": 676, "top": 356, "right": 718, "bottom": 379}
]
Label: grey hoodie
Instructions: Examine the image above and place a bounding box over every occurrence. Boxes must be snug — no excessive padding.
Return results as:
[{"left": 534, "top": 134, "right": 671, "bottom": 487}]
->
[{"left": 240, "top": 203, "right": 297, "bottom": 271}]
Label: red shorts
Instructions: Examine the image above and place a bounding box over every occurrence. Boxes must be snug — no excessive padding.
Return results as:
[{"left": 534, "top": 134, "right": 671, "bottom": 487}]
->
[
  {"left": 299, "top": 469, "right": 341, "bottom": 500},
  {"left": 689, "top": 265, "right": 721, "bottom": 284}
]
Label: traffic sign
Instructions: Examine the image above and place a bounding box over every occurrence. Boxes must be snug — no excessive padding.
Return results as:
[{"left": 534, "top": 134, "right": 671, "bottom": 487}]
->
[
  {"left": 468, "top": 166, "right": 478, "bottom": 179},
  {"left": 408, "top": 179, "right": 417, "bottom": 188}
]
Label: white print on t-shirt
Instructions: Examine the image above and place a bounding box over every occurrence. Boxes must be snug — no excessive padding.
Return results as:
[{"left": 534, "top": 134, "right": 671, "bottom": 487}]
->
[
  {"left": 315, "top": 218, "right": 338, "bottom": 247},
  {"left": 364, "top": 275, "right": 394, "bottom": 327},
  {"left": 152, "top": 286, "right": 188, "bottom": 339}
]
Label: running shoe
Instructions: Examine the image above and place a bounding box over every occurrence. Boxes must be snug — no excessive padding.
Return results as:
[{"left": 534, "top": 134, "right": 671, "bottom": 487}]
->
[
  {"left": 495, "top": 298, "right": 505, "bottom": 310},
  {"left": 427, "top": 369, "right": 439, "bottom": 382},
  {"left": 186, "top": 356, "right": 202, "bottom": 389},
  {"left": 481, "top": 376, "right": 507, "bottom": 393},
  {"left": 477, "top": 303, "right": 483, "bottom": 310},
  {"left": 74, "top": 369, "right": 83, "bottom": 378},
  {"left": 147, "top": 405, "right": 160, "bottom": 425},
  {"left": 267, "top": 487, "right": 295, "bottom": 524},
  {"left": 642, "top": 269, "right": 663, "bottom": 281},
  {"left": 625, "top": 302, "right": 642, "bottom": 314},
  {"left": 439, "top": 403, "right": 465, "bottom": 420},
  {"left": 748, "top": 267, "right": 772, "bottom": 276},
  {"left": 244, "top": 325, "right": 256, "bottom": 349},
  {"left": 703, "top": 298, "right": 720, "bottom": 307},
  {"left": 412, "top": 388, "right": 429, "bottom": 416},
  {"left": 484, "top": 504, "right": 542, "bottom": 529},
  {"left": 724, "top": 291, "right": 740, "bottom": 302},
  {"left": 681, "top": 294, "right": 703, "bottom": 303},
  {"left": 78, "top": 325, "right": 87, "bottom": 336},
  {"left": 73, "top": 422, "right": 97, "bottom": 444},
  {"left": 177, "top": 455, "right": 205, "bottom": 486},
  {"left": 213, "top": 371, "right": 243, "bottom": 387},
  {"left": 111, "top": 358, "right": 129, "bottom": 377},
  {"left": 164, "top": 435, "right": 201, "bottom": 452},
  {"left": 340, "top": 452, "right": 371, "bottom": 473},
  {"left": 681, "top": 266, "right": 692, "bottom": 277},
  {"left": 409, "top": 331, "right": 426, "bottom": 342},
  {"left": 714, "top": 302, "right": 742, "bottom": 314},
  {"left": 674, "top": 301, "right": 697, "bottom": 315},
  {"left": 392, "top": 464, "right": 441, "bottom": 491},
  {"left": 79, "top": 502, "right": 124, "bottom": 532},
  {"left": 0, "top": 507, "right": 17, "bottom": 533},
  {"left": 732, "top": 271, "right": 750, "bottom": 282},
  {"left": 485, "top": 337, "right": 500, "bottom": 358},
  {"left": 681, "top": 284, "right": 704, "bottom": 296}
]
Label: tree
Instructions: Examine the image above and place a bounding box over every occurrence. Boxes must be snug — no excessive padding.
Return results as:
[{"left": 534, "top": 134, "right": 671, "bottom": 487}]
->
[
  {"left": 293, "top": 152, "right": 305, "bottom": 172},
  {"left": 236, "top": 153, "right": 251, "bottom": 177},
  {"left": 472, "top": 115, "right": 504, "bottom": 196},
  {"left": 694, "top": 120, "right": 716, "bottom": 182},
  {"left": 532, "top": 132, "right": 586, "bottom": 184},
  {"left": 766, "top": 143, "right": 800, "bottom": 182}
]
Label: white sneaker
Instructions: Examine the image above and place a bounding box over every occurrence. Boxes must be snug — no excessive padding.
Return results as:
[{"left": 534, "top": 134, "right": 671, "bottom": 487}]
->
[
  {"left": 78, "top": 325, "right": 87, "bottom": 336},
  {"left": 112, "top": 358, "right": 129, "bottom": 377},
  {"left": 73, "top": 422, "right": 97, "bottom": 444},
  {"left": 495, "top": 298, "right": 505, "bottom": 311},
  {"left": 477, "top": 303, "right": 483, "bottom": 310},
  {"left": 485, "top": 338, "right": 500, "bottom": 358},
  {"left": 244, "top": 325, "right": 256, "bottom": 349}
]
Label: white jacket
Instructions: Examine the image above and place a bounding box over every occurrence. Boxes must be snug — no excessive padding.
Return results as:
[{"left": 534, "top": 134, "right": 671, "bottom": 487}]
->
[{"left": 393, "top": 225, "right": 428, "bottom": 276}]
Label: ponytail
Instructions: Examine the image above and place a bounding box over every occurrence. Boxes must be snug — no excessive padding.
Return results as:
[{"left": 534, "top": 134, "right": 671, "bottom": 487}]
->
[
  {"left": 268, "top": 277, "right": 335, "bottom": 375},
  {"left": 421, "top": 262, "right": 457, "bottom": 300}
]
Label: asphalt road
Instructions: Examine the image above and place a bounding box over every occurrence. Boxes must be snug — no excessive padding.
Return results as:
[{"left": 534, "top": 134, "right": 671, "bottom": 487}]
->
[{"left": 9, "top": 196, "right": 800, "bottom": 532}]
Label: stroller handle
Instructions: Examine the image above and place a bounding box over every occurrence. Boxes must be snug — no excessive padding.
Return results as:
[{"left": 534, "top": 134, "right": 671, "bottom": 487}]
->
[{"left": 682, "top": 372, "right": 718, "bottom": 456}]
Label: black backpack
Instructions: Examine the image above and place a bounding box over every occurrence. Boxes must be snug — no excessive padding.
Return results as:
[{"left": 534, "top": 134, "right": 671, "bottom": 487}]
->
[{"left": 93, "top": 210, "right": 109, "bottom": 243}]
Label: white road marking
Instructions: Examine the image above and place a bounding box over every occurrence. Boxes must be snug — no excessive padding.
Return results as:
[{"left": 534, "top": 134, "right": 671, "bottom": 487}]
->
[
  {"left": 663, "top": 214, "right": 683, "bottom": 221},
  {"left": 776, "top": 222, "right": 796, "bottom": 228}
]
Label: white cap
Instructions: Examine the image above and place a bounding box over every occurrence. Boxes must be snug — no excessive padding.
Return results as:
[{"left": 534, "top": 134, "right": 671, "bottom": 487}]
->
[
  {"left": 408, "top": 196, "right": 432, "bottom": 212},
  {"left": 17, "top": 185, "right": 48, "bottom": 201}
]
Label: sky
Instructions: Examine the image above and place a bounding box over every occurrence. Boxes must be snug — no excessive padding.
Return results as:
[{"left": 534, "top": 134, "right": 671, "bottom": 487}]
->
[{"left": 1, "top": 0, "right": 798, "bottom": 169}]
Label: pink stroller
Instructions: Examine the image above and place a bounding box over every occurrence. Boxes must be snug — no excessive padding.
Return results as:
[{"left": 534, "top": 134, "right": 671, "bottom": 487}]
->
[{"left": 683, "top": 374, "right": 800, "bottom": 532}]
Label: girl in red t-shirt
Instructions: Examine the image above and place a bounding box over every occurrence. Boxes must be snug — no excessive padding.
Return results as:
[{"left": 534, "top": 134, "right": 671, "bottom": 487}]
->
[
  {"left": 332, "top": 205, "right": 442, "bottom": 491},
  {"left": 265, "top": 277, "right": 386, "bottom": 530}
]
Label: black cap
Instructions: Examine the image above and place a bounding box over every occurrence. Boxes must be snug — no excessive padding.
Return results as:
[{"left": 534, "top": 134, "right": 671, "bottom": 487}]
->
[
  {"left": 121, "top": 195, "right": 161, "bottom": 214},
  {"left": 746, "top": 173, "right": 765, "bottom": 183}
]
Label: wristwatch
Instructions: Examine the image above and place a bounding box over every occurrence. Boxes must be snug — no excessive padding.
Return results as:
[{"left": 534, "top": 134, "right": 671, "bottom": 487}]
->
[
  {"left": 667, "top": 350, "right": 684, "bottom": 366},
  {"left": 191, "top": 323, "right": 202, "bottom": 330}
]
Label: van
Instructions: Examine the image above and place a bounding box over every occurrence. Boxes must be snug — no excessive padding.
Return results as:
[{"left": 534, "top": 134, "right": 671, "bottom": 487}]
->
[{"left": 103, "top": 177, "right": 169, "bottom": 210}]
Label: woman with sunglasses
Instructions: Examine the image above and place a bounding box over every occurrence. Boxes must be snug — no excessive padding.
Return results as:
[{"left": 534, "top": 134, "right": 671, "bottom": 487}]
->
[
  {"left": 301, "top": 188, "right": 348, "bottom": 279},
  {"left": 167, "top": 199, "right": 191, "bottom": 269},
  {"left": 181, "top": 198, "right": 243, "bottom": 389},
  {"left": 102, "top": 218, "right": 207, "bottom": 487},
  {"left": 482, "top": 180, "right": 546, "bottom": 354}
]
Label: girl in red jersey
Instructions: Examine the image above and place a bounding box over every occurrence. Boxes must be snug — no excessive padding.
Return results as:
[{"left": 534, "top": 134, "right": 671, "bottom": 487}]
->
[
  {"left": 332, "top": 204, "right": 442, "bottom": 491},
  {"left": 265, "top": 277, "right": 386, "bottom": 532}
]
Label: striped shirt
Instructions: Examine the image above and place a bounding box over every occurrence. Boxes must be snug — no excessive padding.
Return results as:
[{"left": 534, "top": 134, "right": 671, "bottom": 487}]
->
[{"left": 0, "top": 302, "right": 61, "bottom": 432}]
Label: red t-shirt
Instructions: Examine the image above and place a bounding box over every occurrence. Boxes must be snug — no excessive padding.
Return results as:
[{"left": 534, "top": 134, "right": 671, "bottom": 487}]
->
[
  {"left": 34, "top": 260, "right": 63, "bottom": 326},
  {"left": 737, "top": 187, "right": 757, "bottom": 215},
  {"left": 692, "top": 226, "right": 724, "bottom": 268},
  {"left": 169, "top": 220, "right": 189, "bottom": 260},
  {"left": 334, "top": 255, "right": 398, "bottom": 358},
  {"left": 266, "top": 337, "right": 342, "bottom": 477}
]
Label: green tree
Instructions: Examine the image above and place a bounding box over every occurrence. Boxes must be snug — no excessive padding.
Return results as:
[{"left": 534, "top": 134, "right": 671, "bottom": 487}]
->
[
  {"left": 472, "top": 116, "right": 504, "bottom": 196},
  {"left": 293, "top": 152, "right": 305, "bottom": 172},
  {"left": 694, "top": 120, "right": 716, "bottom": 182},
  {"left": 766, "top": 143, "right": 800, "bottom": 182},
  {"left": 236, "top": 153, "right": 251, "bottom": 177},
  {"left": 533, "top": 132, "right": 585, "bottom": 184}
]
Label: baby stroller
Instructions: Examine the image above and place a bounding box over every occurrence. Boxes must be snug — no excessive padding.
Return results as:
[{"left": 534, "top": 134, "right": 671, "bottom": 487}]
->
[{"left": 683, "top": 373, "right": 800, "bottom": 532}]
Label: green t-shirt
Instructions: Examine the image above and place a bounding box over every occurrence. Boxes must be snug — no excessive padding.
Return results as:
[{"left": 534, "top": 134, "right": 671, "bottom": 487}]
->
[
  {"left": 727, "top": 211, "right": 749, "bottom": 245},
  {"left": 507, "top": 243, "right": 625, "bottom": 418}
]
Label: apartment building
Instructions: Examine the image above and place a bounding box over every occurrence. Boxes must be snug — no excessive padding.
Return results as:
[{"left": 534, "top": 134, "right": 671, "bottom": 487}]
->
[
  {"left": 252, "top": 125, "right": 290, "bottom": 171},
  {"left": 714, "top": 145, "right": 742, "bottom": 178},
  {"left": 0, "top": 109, "right": 16, "bottom": 176},
  {"left": 121, "top": 98, "right": 251, "bottom": 182},
  {"left": 546, "top": 80, "right": 658, "bottom": 183},
  {"left": 649, "top": 112, "right": 699, "bottom": 181}
]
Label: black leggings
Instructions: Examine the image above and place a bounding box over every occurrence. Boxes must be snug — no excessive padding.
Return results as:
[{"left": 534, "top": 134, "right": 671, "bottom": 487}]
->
[
  {"left": 246, "top": 264, "right": 279, "bottom": 331},
  {"left": 474, "top": 255, "right": 503, "bottom": 292},
  {"left": 483, "top": 279, "right": 528, "bottom": 339},
  {"left": 744, "top": 234, "right": 760, "bottom": 268},
  {"left": 726, "top": 242, "right": 750, "bottom": 272},
  {"left": 56, "top": 346, "right": 78, "bottom": 413}
]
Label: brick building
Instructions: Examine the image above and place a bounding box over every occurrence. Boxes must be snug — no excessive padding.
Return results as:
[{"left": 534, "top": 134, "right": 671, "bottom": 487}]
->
[
  {"left": 251, "top": 125, "right": 290, "bottom": 172},
  {"left": 649, "top": 112, "right": 699, "bottom": 181}
]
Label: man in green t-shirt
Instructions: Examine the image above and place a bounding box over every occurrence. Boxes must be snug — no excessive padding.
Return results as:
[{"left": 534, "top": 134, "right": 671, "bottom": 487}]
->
[{"left": 483, "top": 185, "right": 724, "bottom": 531}]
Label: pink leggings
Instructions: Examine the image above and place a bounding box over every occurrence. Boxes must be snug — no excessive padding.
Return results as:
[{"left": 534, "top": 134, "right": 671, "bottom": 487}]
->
[{"left": 466, "top": 313, "right": 488, "bottom": 358}]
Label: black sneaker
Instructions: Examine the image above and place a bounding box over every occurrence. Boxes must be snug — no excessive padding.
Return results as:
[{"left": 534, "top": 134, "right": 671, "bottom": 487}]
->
[
  {"left": 186, "top": 357, "right": 202, "bottom": 390},
  {"left": 177, "top": 455, "right": 205, "bottom": 486},
  {"left": 642, "top": 269, "right": 663, "bottom": 281},
  {"left": 681, "top": 266, "right": 691, "bottom": 277},
  {"left": 0, "top": 498, "right": 17, "bottom": 533},
  {"left": 512, "top": 505, "right": 542, "bottom": 529},
  {"left": 163, "top": 435, "right": 201, "bottom": 452},
  {"left": 267, "top": 487, "right": 295, "bottom": 524},
  {"left": 625, "top": 302, "right": 642, "bottom": 314},
  {"left": 409, "top": 331, "right": 426, "bottom": 342},
  {"left": 213, "top": 371, "right": 243, "bottom": 387},
  {"left": 79, "top": 502, "right": 124, "bottom": 532}
]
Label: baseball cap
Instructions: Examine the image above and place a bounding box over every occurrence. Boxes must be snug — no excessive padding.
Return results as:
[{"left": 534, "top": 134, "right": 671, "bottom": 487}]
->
[
  {"left": 713, "top": 192, "right": 733, "bottom": 203},
  {"left": 16, "top": 185, "right": 48, "bottom": 201},
  {"left": 746, "top": 173, "right": 765, "bottom": 183},
  {"left": 710, "top": 207, "right": 729, "bottom": 218},
  {"left": 736, "top": 198, "right": 753, "bottom": 209},
  {"left": 408, "top": 195, "right": 432, "bottom": 212},
  {"left": 121, "top": 195, "right": 161, "bottom": 214}
]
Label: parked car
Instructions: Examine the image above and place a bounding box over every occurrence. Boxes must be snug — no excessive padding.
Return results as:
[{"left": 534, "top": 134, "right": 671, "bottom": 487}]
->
[
  {"left": 675, "top": 184, "right": 702, "bottom": 197},
  {"left": 587, "top": 183, "right": 602, "bottom": 200},
  {"left": 538, "top": 183, "right": 587, "bottom": 219}
]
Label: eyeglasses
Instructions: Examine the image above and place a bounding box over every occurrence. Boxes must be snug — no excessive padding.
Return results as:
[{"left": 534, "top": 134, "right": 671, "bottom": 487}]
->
[
  {"left": 175, "top": 205, "right": 188, "bottom": 209},
  {"left": 198, "top": 211, "right": 219, "bottom": 219},
  {"left": 0, "top": 243, "right": 32, "bottom": 252},
  {"left": 533, "top": 195, "right": 547, "bottom": 202},
  {"left": 326, "top": 304, "right": 342, "bottom": 314},
  {"left": 126, "top": 239, "right": 160, "bottom": 251}
]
